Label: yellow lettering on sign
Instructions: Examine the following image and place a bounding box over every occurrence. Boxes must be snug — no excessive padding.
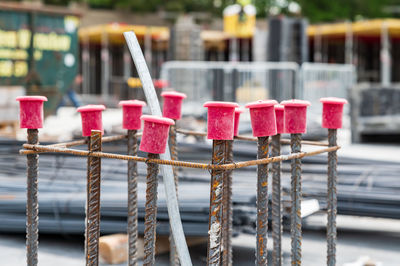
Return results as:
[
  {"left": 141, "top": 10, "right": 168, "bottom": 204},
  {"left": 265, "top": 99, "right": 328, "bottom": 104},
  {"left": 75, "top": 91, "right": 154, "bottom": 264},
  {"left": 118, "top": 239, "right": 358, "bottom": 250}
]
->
[
  {"left": 0, "top": 49, "right": 28, "bottom": 60},
  {"left": 34, "top": 50, "right": 42, "bottom": 61},
  {"left": 14, "top": 61, "right": 28, "bottom": 77},
  {"left": 0, "top": 30, "right": 17, "bottom": 48},
  {"left": 18, "top": 29, "right": 31, "bottom": 49},
  {"left": 33, "top": 32, "right": 71, "bottom": 51},
  {"left": 0, "top": 61, "right": 13, "bottom": 77}
]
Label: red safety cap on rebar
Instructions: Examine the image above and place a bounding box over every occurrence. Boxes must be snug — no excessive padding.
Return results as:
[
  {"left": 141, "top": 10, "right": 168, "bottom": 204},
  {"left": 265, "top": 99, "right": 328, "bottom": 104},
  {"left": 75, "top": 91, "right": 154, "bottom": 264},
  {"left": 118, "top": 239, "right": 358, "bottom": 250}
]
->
[
  {"left": 281, "top": 99, "right": 311, "bottom": 134},
  {"left": 320, "top": 97, "right": 348, "bottom": 129},
  {"left": 274, "top": 104, "right": 285, "bottom": 134},
  {"left": 245, "top": 100, "right": 278, "bottom": 137},
  {"left": 77, "top": 104, "right": 106, "bottom": 137},
  {"left": 119, "top": 100, "right": 146, "bottom": 130},
  {"left": 234, "top": 107, "right": 244, "bottom": 137},
  {"left": 203, "top": 101, "right": 239, "bottom": 140},
  {"left": 161, "top": 91, "right": 187, "bottom": 120},
  {"left": 139, "top": 115, "right": 175, "bottom": 154},
  {"left": 16, "top": 95, "right": 48, "bottom": 129}
]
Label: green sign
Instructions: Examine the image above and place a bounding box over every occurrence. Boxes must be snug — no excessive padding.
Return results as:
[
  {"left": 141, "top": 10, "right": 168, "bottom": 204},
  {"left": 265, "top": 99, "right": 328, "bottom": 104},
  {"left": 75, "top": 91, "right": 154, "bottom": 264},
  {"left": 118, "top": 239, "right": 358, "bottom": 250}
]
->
[{"left": 0, "top": 10, "right": 79, "bottom": 114}]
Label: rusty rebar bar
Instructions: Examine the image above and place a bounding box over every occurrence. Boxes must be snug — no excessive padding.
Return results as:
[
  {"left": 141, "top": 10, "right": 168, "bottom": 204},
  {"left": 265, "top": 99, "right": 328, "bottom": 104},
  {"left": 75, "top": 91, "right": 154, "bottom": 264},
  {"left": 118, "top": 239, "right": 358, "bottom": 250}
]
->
[
  {"left": 271, "top": 134, "right": 282, "bottom": 266},
  {"left": 207, "top": 140, "right": 226, "bottom": 266},
  {"left": 169, "top": 123, "right": 180, "bottom": 266},
  {"left": 327, "top": 129, "right": 338, "bottom": 266},
  {"left": 26, "top": 128, "right": 39, "bottom": 266},
  {"left": 290, "top": 133, "right": 302, "bottom": 266},
  {"left": 256, "top": 136, "right": 269, "bottom": 265},
  {"left": 21, "top": 143, "right": 340, "bottom": 171},
  {"left": 85, "top": 130, "right": 102, "bottom": 266},
  {"left": 222, "top": 140, "right": 233, "bottom": 266},
  {"left": 143, "top": 153, "right": 160, "bottom": 266},
  {"left": 127, "top": 130, "right": 139, "bottom": 266}
]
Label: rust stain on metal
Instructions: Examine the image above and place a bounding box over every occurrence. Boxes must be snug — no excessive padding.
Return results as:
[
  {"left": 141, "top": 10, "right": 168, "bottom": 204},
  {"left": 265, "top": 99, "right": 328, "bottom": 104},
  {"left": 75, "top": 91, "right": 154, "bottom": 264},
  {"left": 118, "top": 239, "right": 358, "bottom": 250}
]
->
[
  {"left": 256, "top": 136, "right": 269, "bottom": 265},
  {"left": 26, "top": 128, "right": 39, "bottom": 266},
  {"left": 127, "top": 129, "right": 139, "bottom": 266},
  {"left": 143, "top": 153, "right": 160, "bottom": 266},
  {"left": 85, "top": 130, "right": 102, "bottom": 266}
]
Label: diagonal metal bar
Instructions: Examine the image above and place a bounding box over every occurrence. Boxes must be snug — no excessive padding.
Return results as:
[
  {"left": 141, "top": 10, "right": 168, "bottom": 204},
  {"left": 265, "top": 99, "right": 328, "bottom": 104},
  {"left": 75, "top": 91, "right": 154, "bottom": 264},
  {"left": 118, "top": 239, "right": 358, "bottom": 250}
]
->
[
  {"left": 327, "top": 129, "right": 338, "bottom": 266},
  {"left": 123, "top": 31, "right": 191, "bottom": 266},
  {"left": 290, "top": 133, "right": 302, "bottom": 266},
  {"left": 256, "top": 136, "right": 269, "bottom": 265},
  {"left": 85, "top": 130, "right": 102, "bottom": 266},
  {"left": 26, "top": 128, "right": 39, "bottom": 266},
  {"left": 127, "top": 130, "right": 139, "bottom": 266}
]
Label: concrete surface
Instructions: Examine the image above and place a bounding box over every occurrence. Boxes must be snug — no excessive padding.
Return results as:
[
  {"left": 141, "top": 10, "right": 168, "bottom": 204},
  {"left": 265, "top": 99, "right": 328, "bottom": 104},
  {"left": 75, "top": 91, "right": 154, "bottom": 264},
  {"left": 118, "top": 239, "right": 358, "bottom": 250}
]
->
[{"left": 1, "top": 215, "right": 399, "bottom": 265}]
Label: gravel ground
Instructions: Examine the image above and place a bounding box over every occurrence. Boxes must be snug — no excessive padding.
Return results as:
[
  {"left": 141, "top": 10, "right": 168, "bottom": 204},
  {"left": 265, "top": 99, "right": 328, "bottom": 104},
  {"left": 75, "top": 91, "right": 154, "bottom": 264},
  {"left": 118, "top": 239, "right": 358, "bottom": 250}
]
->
[{"left": 1, "top": 215, "right": 399, "bottom": 266}]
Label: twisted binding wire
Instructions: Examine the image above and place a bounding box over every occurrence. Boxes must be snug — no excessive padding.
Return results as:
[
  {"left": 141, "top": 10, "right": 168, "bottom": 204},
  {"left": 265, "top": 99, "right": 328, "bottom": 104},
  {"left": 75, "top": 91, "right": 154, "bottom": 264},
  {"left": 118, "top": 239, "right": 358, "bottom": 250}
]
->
[
  {"left": 127, "top": 130, "right": 139, "bottom": 266},
  {"left": 143, "top": 153, "right": 160, "bottom": 266},
  {"left": 27, "top": 129, "right": 39, "bottom": 266},
  {"left": 290, "top": 134, "right": 302, "bottom": 266}
]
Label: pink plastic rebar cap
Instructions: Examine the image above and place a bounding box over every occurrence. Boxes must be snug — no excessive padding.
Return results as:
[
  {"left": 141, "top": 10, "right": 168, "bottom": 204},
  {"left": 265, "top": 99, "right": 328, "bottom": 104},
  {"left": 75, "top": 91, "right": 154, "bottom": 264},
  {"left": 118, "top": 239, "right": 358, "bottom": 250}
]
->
[
  {"left": 245, "top": 100, "right": 278, "bottom": 137},
  {"left": 234, "top": 108, "right": 244, "bottom": 137},
  {"left": 161, "top": 91, "right": 187, "bottom": 120},
  {"left": 139, "top": 115, "right": 175, "bottom": 154},
  {"left": 203, "top": 101, "right": 239, "bottom": 140},
  {"left": 274, "top": 104, "right": 285, "bottom": 134},
  {"left": 119, "top": 100, "right": 146, "bottom": 130},
  {"left": 320, "top": 97, "right": 348, "bottom": 129},
  {"left": 16, "top": 96, "right": 48, "bottom": 129},
  {"left": 281, "top": 99, "right": 311, "bottom": 134},
  {"left": 77, "top": 105, "right": 106, "bottom": 137}
]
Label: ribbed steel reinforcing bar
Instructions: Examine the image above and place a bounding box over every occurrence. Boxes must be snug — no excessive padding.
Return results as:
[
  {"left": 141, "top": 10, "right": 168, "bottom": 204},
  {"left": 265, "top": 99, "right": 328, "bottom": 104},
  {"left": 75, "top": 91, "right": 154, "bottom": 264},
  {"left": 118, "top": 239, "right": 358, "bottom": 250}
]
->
[
  {"left": 143, "top": 153, "right": 160, "bottom": 266},
  {"left": 271, "top": 134, "right": 282, "bottom": 266},
  {"left": 290, "top": 133, "right": 302, "bottom": 266},
  {"left": 207, "top": 140, "right": 226, "bottom": 266},
  {"left": 27, "top": 129, "right": 39, "bottom": 266},
  {"left": 327, "top": 129, "right": 338, "bottom": 266},
  {"left": 222, "top": 140, "right": 233, "bottom": 266},
  {"left": 169, "top": 124, "right": 180, "bottom": 266},
  {"left": 85, "top": 130, "right": 102, "bottom": 266},
  {"left": 256, "top": 136, "right": 269, "bottom": 265},
  {"left": 127, "top": 130, "right": 139, "bottom": 266}
]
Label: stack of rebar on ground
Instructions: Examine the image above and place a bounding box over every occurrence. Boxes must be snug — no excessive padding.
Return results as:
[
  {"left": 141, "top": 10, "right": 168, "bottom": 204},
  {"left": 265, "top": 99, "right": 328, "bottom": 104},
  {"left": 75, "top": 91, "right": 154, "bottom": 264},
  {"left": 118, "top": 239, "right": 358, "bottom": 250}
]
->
[{"left": 0, "top": 136, "right": 399, "bottom": 236}]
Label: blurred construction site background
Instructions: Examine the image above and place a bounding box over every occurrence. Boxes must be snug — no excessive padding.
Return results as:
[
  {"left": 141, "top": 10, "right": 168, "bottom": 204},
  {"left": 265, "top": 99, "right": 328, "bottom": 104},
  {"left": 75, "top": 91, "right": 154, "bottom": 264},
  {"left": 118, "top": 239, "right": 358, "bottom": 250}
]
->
[{"left": 0, "top": 1, "right": 400, "bottom": 265}]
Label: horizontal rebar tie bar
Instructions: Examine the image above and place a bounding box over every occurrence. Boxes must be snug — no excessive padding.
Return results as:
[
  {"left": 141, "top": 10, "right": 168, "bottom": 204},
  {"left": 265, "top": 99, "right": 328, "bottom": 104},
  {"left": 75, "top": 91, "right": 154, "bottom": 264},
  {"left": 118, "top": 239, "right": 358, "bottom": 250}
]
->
[{"left": 21, "top": 143, "right": 339, "bottom": 170}]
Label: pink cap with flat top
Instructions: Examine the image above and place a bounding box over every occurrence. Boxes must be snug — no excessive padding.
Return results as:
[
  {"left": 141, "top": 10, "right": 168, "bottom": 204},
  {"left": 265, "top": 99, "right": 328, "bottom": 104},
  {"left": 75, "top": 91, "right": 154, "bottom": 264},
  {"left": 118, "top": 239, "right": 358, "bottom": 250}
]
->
[
  {"left": 139, "top": 115, "right": 175, "bottom": 154},
  {"left": 245, "top": 100, "right": 278, "bottom": 137},
  {"left": 16, "top": 96, "right": 48, "bottom": 129},
  {"left": 119, "top": 100, "right": 146, "bottom": 130},
  {"left": 274, "top": 104, "right": 285, "bottom": 134},
  {"left": 234, "top": 108, "right": 244, "bottom": 137},
  {"left": 203, "top": 101, "right": 239, "bottom": 140},
  {"left": 320, "top": 97, "right": 348, "bottom": 129},
  {"left": 281, "top": 99, "right": 311, "bottom": 134},
  {"left": 77, "top": 105, "right": 106, "bottom": 137},
  {"left": 161, "top": 91, "right": 187, "bottom": 120}
]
